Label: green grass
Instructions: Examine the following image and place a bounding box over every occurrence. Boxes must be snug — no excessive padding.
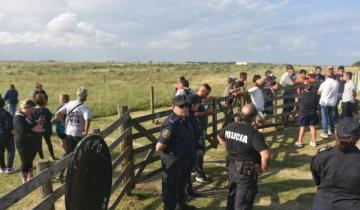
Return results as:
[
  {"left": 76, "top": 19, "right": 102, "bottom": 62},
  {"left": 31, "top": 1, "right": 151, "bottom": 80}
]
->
[{"left": 1, "top": 62, "right": 357, "bottom": 117}]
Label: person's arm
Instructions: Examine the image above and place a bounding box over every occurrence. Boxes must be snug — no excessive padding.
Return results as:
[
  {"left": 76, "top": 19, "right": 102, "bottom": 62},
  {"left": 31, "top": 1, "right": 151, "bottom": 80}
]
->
[
  {"left": 311, "top": 156, "right": 321, "bottom": 185},
  {"left": 155, "top": 142, "right": 167, "bottom": 152},
  {"left": 3, "top": 90, "right": 8, "bottom": 101},
  {"left": 217, "top": 135, "right": 226, "bottom": 148},
  {"left": 216, "top": 126, "right": 227, "bottom": 148},
  {"left": 252, "top": 131, "right": 271, "bottom": 173},
  {"left": 156, "top": 125, "right": 172, "bottom": 152},
  {"left": 5, "top": 112, "right": 14, "bottom": 131},
  {"left": 194, "top": 109, "right": 212, "bottom": 117},
  {"left": 259, "top": 149, "right": 271, "bottom": 172},
  {"left": 82, "top": 107, "right": 93, "bottom": 136},
  {"left": 83, "top": 120, "right": 91, "bottom": 136}
]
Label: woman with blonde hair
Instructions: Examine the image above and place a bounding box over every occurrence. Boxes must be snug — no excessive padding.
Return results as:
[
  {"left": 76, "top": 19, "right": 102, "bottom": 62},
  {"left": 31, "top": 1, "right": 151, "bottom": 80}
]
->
[{"left": 13, "top": 99, "right": 43, "bottom": 183}]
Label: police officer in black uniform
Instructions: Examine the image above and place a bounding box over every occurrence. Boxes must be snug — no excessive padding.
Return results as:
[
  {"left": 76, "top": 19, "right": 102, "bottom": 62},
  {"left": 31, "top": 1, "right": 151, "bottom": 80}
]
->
[
  {"left": 156, "top": 95, "right": 196, "bottom": 210},
  {"left": 217, "top": 103, "right": 271, "bottom": 210},
  {"left": 311, "top": 117, "right": 360, "bottom": 210}
]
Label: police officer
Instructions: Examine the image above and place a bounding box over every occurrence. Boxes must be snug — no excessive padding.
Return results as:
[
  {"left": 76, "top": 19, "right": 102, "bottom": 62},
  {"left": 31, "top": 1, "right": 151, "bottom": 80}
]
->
[
  {"left": 311, "top": 117, "right": 360, "bottom": 210},
  {"left": 185, "top": 94, "right": 203, "bottom": 199},
  {"left": 156, "top": 95, "right": 196, "bottom": 210},
  {"left": 217, "top": 104, "right": 271, "bottom": 210}
]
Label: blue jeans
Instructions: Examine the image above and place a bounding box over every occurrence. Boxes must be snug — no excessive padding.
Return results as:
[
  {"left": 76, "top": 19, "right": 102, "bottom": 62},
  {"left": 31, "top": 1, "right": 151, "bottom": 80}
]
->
[
  {"left": 195, "top": 130, "right": 206, "bottom": 175},
  {"left": 320, "top": 105, "right": 335, "bottom": 134},
  {"left": 7, "top": 103, "right": 17, "bottom": 117}
]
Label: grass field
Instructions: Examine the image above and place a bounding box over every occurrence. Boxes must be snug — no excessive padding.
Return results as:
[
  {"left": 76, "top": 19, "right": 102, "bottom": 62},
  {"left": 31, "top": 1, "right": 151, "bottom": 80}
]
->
[
  {"left": 0, "top": 62, "right": 359, "bottom": 209},
  {"left": 1, "top": 62, "right": 357, "bottom": 117}
]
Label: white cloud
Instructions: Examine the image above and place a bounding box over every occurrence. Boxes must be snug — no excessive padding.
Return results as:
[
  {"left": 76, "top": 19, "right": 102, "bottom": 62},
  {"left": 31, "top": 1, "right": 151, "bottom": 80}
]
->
[
  {"left": 147, "top": 29, "right": 192, "bottom": 50},
  {"left": 0, "top": 12, "right": 133, "bottom": 49},
  {"left": 236, "top": 0, "right": 288, "bottom": 12},
  {"left": 47, "top": 12, "right": 78, "bottom": 33},
  {"left": 207, "top": 0, "right": 233, "bottom": 12},
  {"left": 278, "top": 36, "right": 318, "bottom": 51}
]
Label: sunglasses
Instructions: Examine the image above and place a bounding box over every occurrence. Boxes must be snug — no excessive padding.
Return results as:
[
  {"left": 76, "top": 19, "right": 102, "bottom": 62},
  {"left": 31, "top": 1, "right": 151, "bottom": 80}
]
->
[{"left": 177, "top": 104, "right": 188, "bottom": 109}]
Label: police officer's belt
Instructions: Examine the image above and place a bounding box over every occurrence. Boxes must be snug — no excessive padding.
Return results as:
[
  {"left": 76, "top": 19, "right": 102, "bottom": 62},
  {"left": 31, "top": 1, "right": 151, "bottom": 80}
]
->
[{"left": 232, "top": 161, "right": 260, "bottom": 177}]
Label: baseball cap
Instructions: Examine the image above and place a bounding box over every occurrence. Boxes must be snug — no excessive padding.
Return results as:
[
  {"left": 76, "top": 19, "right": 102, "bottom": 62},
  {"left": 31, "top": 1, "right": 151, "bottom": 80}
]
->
[
  {"left": 77, "top": 87, "right": 88, "bottom": 97},
  {"left": 187, "top": 94, "right": 202, "bottom": 105},
  {"left": 308, "top": 70, "right": 315, "bottom": 75},
  {"left": 328, "top": 65, "right": 334, "bottom": 70},
  {"left": 338, "top": 65, "right": 345, "bottom": 70},
  {"left": 172, "top": 95, "right": 189, "bottom": 106},
  {"left": 228, "top": 75, "right": 236, "bottom": 83},
  {"left": 336, "top": 117, "right": 360, "bottom": 139}
]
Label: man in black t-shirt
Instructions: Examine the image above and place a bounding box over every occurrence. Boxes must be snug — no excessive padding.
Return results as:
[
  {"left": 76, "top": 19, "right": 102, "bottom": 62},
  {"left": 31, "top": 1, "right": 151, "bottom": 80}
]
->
[
  {"left": 217, "top": 104, "right": 271, "bottom": 210},
  {"left": 295, "top": 83, "right": 319, "bottom": 148}
]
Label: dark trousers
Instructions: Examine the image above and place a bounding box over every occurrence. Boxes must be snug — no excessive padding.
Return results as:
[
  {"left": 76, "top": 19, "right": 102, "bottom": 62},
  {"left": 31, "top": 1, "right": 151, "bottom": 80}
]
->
[
  {"left": 162, "top": 156, "right": 191, "bottom": 210},
  {"left": 227, "top": 162, "right": 258, "bottom": 210},
  {"left": 0, "top": 134, "right": 15, "bottom": 169},
  {"left": 341, "top": 102, "right": 354, "bottom": 118},
  {"left": 16, "top": 143, "right": 38, "bottom": 173},
  {"left": 65, "top": 135, "right": 83, "bottom": 154},
  {"left": 38, "top": 133, "right": 55, "bottom": 159},
  {"left": 283, "top": 97, "right": 295, "bottom": 121},
  {"left": 185, "top": 156, "right": 195, "bottom": 194}
]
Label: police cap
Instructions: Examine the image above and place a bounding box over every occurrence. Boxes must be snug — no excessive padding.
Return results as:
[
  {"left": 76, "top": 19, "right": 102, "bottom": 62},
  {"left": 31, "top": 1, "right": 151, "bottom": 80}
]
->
[
  {"left": 336, "top": 117, "right": 360, "bottom": 139},
  {"left": 172, "top": 95, "right": 189, "bottom": 106}
]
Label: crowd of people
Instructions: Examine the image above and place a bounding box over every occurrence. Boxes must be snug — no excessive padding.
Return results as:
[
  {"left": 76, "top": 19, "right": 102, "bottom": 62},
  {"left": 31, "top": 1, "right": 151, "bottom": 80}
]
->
[
  {"left": 0, "top": 83, "right": 92, "bottom": 183},
  {"left": 223, "top": 65, "right": 357, "bottom": 148},
  {"left": 159, "top": 65, "right": 358, "bottom": 210}
]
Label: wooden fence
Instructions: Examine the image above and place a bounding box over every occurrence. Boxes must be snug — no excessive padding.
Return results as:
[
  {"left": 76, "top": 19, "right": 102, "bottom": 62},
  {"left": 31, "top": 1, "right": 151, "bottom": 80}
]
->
[{"left": 0, "top": 83, "right": 358, "bottom": 209}]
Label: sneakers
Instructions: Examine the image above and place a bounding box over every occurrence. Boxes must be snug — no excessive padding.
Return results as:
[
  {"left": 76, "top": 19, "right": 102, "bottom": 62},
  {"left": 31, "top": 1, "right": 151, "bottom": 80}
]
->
[
  {"left": 195, "top": 174, "right": 210, "bottom": 183},
  {"left": 0, "top": 168, "right": 5, "bottom": 173},
  {"left": 320, "top": 133, "right": 329, "bottom": 139},
  {"left": 309, "top": 142, "right": 317, "bottom": 147},
  {"left": 328, "top": 130, "right": 334, "bottom": 136},
  {"left": 294, "top": 142, "right": 303, "bottom": 148},
  {"left": 5, "top": 167, "right": 16, "bottom": 174}
]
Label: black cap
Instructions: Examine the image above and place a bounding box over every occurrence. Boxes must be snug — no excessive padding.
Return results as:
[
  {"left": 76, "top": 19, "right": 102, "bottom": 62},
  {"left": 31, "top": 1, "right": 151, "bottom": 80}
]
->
[
  {"left": 336, "top": 117, "right": 360, "bottom": 139},
  {"left": 187, "top": 94, "right": 202, "bottom": 104},
  {"left": 172, "top": 95, "right": 189, "bottom": 106},
  {"left": 338, "top": 65, "right": 345, "bottom": 70}
]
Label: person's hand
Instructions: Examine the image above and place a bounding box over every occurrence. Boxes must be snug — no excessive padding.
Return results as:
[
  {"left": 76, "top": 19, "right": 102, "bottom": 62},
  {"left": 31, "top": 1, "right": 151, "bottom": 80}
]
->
[
  {"left": 82, "top": 131, "right": 88, "bottom": 136},
  {"left": 32, "top": 124, "right": 44, "bottom": 133},
  {"left": 207, "top": 108, "right": 213, "bottom": 115}
]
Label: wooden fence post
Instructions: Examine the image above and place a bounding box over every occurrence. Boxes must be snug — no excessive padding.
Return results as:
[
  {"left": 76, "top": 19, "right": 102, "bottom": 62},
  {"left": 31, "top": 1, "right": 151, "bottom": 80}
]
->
[
  {"left": 212, "top": 98, "right": 218, "bottom": 145},
  {"left": 273, "top": 92, "right": 278, "bottom": 125},
  {"left": 36, "top": 159, "right": 55, "bottom": 210},
  {"left": 150, "top": 86, "right": 155, "bottom": 124},
  {"left": 118, "top": 106, "right": 135, "bottom": 194}
]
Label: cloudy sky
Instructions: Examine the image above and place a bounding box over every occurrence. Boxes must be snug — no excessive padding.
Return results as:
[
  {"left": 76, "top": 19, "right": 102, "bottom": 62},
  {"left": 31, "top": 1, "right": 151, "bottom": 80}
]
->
[{"left": 0, "top": 0, "right": 360, "bottom": 64}]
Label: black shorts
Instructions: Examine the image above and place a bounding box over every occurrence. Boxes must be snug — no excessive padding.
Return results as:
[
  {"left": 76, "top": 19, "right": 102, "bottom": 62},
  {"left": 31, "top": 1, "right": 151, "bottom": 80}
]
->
[{"left": 297, "top": 114, "right": 318, "bottom": 126}]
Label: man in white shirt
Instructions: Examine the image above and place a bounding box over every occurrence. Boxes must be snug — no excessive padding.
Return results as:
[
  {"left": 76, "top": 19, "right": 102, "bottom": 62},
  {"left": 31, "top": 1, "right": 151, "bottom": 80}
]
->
[
  {"left": 341, "top": 72, "right": 357, "bottom": 117},
  {"left": 56, "top": 87, "right": 93, "bottom": 153},
  {"left": 248, "top": 75, "right": 265, "bottom": 112},
  {"left": 318, "top": 72, "right": 339, "bottom": 138},
  {"left": 280, "top": 65, "right": 296, "bottom": 123}
]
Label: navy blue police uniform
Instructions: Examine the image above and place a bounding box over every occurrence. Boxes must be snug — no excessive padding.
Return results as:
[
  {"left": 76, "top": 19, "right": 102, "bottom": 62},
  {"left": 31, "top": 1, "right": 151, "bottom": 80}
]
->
[
  {"left": 311, "top": 117, "right": 360, "bottom": 210},
  {"left": 218, "top": 121, "right": 268, "bottom": 210},
  {"left": 184, "top": 94, "right": 202, "bottom": 197},
  {"left": 158, "top": 111, "right": 195, "bottom": 210}
]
